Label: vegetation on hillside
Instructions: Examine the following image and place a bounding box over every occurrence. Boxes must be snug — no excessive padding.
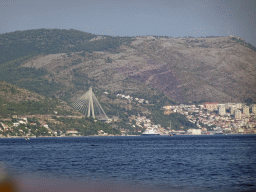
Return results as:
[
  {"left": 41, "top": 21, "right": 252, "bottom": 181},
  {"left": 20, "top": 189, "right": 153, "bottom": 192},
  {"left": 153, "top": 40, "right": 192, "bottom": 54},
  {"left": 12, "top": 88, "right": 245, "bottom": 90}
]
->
[
  {"left": 0, "top": 116, "right": 120, "bottom": 137},
  {"left": 0, "top": 54, "right": 60, "bottom": 97},
  {"left": 0, "top": 29, "right": 95, "bottom": 65},
  {"left": 0, "top": 28, "right": 134, "bottom": 66},
  {"left": 231, "top": 37, "right": 256, "bottom": 52},
  {"left": 51, "top": 116, "right": 120, "bottom": 136},
  {"left": 0, "top": 81, "right": 75, "bottom": 118},
  {"left": 149, "top": 107, "right": 197, "bottom": 130},
  {"left": 0, "top": 99, "right": 55, "bottom": 117}
]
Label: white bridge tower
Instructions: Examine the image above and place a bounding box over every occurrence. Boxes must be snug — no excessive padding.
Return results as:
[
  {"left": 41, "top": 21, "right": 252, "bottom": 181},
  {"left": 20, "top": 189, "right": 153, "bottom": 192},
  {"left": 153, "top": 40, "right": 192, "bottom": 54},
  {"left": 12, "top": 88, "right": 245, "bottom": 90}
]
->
[{"left": 72, "top": 87, "right": 109, "bottom": 121}]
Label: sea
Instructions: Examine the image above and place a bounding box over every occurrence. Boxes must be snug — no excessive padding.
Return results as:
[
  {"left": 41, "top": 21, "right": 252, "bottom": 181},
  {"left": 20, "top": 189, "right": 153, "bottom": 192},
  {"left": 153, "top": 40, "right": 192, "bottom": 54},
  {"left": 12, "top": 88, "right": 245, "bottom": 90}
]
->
[{"left": 0, "top": 135, "right": 256, "bottom": 192}]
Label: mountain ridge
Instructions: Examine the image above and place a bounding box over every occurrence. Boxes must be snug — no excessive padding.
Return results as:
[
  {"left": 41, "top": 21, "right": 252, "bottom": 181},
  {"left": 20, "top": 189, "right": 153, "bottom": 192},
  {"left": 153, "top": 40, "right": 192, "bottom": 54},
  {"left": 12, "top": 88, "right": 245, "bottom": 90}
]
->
[{"left": 0, "top": 29, "right": 255, "bottom": 104}]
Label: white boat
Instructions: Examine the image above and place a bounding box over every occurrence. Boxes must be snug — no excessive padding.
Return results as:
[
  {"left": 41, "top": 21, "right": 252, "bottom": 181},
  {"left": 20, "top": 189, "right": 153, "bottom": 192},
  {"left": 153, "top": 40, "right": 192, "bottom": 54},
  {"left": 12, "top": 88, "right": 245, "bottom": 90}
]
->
[{"left": 141, "top": 128, "right": 160, "bottom": 136}]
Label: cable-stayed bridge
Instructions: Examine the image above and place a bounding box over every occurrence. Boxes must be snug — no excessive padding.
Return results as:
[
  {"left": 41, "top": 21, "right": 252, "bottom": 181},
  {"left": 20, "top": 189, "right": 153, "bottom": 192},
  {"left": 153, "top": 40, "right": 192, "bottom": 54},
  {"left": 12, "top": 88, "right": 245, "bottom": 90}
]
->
[{"left": 72, "top": 87, "right": 109, "bottom": 121}]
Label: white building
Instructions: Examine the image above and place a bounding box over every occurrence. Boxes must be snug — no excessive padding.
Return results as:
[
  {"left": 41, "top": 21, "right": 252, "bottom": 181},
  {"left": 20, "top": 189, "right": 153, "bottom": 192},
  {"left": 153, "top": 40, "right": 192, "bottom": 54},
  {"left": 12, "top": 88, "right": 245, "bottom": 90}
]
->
[
  {"left": 20, "top": 117, "right": 28, "bottom": 123},
  {"left": 66, "top": 130, "right": 79, "bottom": 135},
  {"left": 43, "top": 124, "right": 49, "bottom": 129},
  {"left": 13, "top": 122, "right": 20, "bottom": 127},
  {"left": 187, "top": 129, "right": 201, "bottom": 135},
  {"left": 235, "top": 110, "right": 241, "bottom": 120},
  {"left": 230, "top": 106, "right": 236, "bottom": 115},
  {"left": 218, "top": 105, "right": 226, "bottom": 116},
  {"left": 125, "top": 95, "right": 130, "bottom": 99},
  {"left": 242, "top": 106, "right": 249, "bottom": 116},
  {"left": 138, "top": 99, "right": 145, "bottom": 103},
  {"left": 236, "top": 103, "right": 242, "bottom": 109},
  {"left": 19, "top": 120, "right": 26, "bottom": 125}
]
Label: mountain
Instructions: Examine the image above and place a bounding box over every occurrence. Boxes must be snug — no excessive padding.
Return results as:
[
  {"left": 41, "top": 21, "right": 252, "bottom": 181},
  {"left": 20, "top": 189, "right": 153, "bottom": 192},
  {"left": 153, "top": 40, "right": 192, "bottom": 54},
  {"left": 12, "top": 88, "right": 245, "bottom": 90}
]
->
[
  {"left": 0, "top": 29, "right": 256, "bottom": 127},
  {"left": 0, "top": 81, "right": 79, "bottom": 118},
  {"left": 128, "top": 36, "right": 256, "bottom": 103}
]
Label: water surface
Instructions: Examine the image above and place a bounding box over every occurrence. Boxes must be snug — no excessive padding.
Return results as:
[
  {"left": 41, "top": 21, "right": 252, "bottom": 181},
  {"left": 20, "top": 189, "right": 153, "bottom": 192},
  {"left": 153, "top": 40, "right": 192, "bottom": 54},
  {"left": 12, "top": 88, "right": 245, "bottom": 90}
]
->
[{"left": 0, "top": 135, "right": 255, "bottom": 191}]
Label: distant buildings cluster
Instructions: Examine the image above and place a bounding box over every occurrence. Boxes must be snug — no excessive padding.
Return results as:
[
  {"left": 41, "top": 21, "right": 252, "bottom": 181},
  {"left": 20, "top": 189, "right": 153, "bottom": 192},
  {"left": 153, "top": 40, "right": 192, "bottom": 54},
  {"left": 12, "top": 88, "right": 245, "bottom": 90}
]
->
[
  {"left": 116, "top": 94, "right": 149, "bottom": 104},
  {"left": 0, "top": 116, "right": 56, "bottom": 138},
  {"left": 0, "top": 115, "right": 81, "bottom": 138},
  {"left": 163, "top": 103, "right": 256, "bottom": 135},
  {"left": 1, "top": 100, "right": 256, "bottom": 138}
]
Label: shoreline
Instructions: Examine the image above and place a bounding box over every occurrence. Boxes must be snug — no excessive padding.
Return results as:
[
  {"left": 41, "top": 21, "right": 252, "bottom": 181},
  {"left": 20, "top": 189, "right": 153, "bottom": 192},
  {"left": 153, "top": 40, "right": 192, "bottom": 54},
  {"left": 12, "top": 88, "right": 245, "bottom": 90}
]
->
[{"left": 0, "top": 133, "right": 255, "bottom": 139}]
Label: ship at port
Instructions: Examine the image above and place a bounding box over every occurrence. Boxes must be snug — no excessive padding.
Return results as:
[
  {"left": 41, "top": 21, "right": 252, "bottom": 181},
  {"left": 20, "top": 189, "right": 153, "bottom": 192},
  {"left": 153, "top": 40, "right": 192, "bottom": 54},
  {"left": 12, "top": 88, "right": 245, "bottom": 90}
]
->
[{"left": 141, "top": 128, "right": 160, "bottom": 136}]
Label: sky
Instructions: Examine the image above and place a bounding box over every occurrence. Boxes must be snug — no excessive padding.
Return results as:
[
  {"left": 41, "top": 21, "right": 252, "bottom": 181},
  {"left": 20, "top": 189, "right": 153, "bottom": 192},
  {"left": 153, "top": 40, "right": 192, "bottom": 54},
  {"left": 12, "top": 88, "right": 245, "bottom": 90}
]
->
[{"left": 0, "top": 0, "right": 256, "bottom": 47}]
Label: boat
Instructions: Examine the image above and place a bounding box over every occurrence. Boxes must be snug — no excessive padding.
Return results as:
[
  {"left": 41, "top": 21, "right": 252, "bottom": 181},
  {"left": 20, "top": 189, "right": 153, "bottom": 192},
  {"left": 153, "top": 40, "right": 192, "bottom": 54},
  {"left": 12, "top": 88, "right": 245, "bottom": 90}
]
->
[
  {"left": 25, "top": 137, "right": 30, "bottom": 140},
  {"left": 169, "top": 132, "right": 176, "bottom": 136},
  {"left": 141, "top": 128, "right": 160, "bottom": 136}
]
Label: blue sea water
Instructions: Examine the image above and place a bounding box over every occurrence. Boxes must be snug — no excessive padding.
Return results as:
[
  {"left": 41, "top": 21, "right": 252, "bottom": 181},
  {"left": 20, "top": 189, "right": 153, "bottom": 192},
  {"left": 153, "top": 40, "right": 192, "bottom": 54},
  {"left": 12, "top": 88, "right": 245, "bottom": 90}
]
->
[{"left": 0, "top": 135, "right": 256, "bottom": 191}]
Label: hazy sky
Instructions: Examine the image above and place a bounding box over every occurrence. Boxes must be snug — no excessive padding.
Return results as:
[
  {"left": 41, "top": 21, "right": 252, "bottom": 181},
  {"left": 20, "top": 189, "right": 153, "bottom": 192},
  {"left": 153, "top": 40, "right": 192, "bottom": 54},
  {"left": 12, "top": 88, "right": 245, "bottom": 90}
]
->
[{"left": 1, "top": 0, "right": 255, "bottom": 47}]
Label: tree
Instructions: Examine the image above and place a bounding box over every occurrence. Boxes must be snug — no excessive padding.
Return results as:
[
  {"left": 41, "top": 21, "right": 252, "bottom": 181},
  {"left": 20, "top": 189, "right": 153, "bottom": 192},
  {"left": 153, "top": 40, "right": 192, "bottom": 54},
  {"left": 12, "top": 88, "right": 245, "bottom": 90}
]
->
[{"left": 106, "top": 57, "right": 112, "bottom": 63}]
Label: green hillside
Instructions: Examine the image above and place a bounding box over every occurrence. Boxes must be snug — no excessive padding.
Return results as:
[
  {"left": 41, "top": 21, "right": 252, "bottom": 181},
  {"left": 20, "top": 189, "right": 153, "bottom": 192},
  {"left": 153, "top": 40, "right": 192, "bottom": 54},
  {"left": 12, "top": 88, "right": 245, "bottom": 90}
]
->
[
  {"left": 0, "top": 28, "right": 133, "bottom": 65},
  {"left": 0, "top": 81, "right": 77, "bottom": 118}
]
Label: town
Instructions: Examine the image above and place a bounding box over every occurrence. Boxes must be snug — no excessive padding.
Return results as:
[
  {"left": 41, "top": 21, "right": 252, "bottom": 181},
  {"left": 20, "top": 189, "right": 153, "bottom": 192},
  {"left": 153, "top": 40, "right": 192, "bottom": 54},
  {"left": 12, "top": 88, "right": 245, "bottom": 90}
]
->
[
  {"left": 115, "top": 93, "right": 256, "bottom": 135},
  {"left": 163, "top": 102, "right": 256, "bottom": 135},
  {"left": 0, "top": 98, "right": 256, "bottom": 137}
]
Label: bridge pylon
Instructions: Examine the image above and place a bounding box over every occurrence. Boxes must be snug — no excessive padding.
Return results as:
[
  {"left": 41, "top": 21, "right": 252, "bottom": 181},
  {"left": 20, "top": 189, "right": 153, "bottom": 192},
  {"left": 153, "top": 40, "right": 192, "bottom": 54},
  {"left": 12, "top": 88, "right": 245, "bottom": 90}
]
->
[{"left": 72, "top": 87, "right": 109, "bottom": 121}]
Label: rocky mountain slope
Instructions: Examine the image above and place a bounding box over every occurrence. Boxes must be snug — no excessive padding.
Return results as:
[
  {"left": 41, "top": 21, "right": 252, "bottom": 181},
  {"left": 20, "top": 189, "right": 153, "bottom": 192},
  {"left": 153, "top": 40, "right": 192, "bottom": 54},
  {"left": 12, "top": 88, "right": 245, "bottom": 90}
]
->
[
  {"left": 128, "top": 36, "right": 256, "bottom": 103},
  {"left": 0, "top": 29, "right": 255, "bottom": 104},
  {"left": 0, "top": 81, "right": 79, "bottom": 118},
  {"left": 22, "top": 36, "right": 256, "bottom": 104}
]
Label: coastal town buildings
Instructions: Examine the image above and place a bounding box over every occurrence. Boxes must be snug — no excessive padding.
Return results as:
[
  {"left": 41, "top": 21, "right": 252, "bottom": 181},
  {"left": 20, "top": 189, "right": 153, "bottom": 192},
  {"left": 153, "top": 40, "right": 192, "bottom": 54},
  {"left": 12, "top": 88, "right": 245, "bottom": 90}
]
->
[
  {"left": 163, "top": 102, "right": 256, "bottom": 135},
  {"left": 1, "top": 100, "right": 256, "bottom": 138}
]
